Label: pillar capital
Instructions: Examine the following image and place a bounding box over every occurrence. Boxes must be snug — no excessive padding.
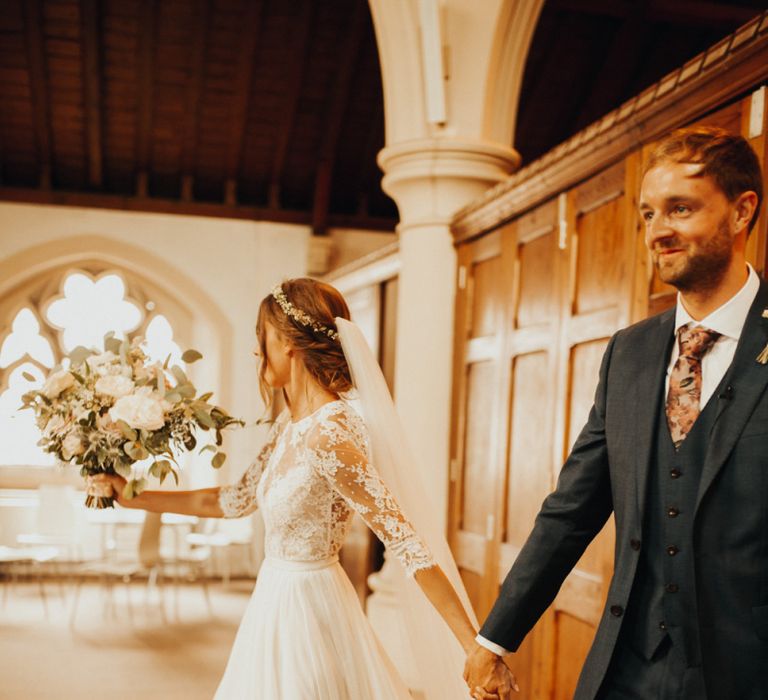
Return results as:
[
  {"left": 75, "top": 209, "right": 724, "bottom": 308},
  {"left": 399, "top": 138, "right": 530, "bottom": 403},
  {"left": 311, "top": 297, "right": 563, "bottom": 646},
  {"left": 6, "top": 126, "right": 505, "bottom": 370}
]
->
[{"left": 378, "top": 137, "right": 520, "bottom": 227}]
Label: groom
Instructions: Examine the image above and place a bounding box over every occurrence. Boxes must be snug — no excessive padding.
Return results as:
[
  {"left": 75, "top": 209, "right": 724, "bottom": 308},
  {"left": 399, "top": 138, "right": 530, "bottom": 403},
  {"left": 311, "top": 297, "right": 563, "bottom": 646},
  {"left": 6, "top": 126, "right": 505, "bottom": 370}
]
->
[{"left": 464, "top": 126, "right": 765, "bottom": 699}]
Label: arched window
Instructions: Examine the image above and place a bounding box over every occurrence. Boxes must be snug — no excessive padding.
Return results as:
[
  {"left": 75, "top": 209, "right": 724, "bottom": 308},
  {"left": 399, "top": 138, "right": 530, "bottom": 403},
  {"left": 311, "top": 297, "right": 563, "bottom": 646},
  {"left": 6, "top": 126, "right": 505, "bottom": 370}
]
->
[{"left": 0, "top": 268, "right": 188, "bottom": 468}]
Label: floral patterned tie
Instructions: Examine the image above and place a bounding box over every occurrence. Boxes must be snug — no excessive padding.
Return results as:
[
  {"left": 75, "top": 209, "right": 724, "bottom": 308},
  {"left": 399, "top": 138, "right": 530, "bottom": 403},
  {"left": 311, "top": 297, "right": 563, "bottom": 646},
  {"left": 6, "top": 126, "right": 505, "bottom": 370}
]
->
[{"left": 666, "top": 323, "right": 722, "bottom": 449}]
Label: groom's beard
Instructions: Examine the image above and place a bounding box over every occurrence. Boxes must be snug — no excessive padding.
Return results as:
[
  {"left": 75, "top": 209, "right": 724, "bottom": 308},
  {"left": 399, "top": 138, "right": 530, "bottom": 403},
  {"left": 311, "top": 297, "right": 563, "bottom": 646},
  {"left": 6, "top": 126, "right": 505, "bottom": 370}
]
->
[{"left": 653, "top": 217, "right": 733, "bottom": 295}]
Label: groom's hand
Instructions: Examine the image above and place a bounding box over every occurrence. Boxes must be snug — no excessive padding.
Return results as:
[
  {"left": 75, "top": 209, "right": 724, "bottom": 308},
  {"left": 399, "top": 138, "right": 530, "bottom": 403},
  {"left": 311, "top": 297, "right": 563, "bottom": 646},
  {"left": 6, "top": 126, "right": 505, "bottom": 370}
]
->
[{"left": 463, "top": 643, "right": 518, "bottom": 699}]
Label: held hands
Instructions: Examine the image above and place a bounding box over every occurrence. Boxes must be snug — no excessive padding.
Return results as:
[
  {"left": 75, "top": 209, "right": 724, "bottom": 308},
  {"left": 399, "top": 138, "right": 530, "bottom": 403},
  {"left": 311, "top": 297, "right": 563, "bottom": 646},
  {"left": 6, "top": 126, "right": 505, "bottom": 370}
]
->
[{"left": 464, "top": 643, "right": 519, "bottom": 700}]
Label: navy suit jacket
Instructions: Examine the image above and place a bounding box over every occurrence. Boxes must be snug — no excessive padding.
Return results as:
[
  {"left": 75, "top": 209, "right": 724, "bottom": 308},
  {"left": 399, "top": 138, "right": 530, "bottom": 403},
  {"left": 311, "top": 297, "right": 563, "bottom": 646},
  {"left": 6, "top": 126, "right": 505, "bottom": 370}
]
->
[{"left": 480, "top": 279, "right": 768, "bottom": 699}]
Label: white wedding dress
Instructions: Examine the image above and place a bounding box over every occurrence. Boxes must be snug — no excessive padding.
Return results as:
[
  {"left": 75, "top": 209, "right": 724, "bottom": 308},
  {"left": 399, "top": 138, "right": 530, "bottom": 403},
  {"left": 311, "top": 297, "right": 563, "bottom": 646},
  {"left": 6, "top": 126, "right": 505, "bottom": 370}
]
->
[{"left": 214, "top": 399, "right": 435, "bottom": 699}]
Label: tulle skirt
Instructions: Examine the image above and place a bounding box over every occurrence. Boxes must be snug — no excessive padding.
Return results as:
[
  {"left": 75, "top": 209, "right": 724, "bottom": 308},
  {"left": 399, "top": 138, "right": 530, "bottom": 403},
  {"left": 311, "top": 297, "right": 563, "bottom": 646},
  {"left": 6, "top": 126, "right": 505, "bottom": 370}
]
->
[{"left": 214, "top": 556, "right": 412, "bottom": 699}]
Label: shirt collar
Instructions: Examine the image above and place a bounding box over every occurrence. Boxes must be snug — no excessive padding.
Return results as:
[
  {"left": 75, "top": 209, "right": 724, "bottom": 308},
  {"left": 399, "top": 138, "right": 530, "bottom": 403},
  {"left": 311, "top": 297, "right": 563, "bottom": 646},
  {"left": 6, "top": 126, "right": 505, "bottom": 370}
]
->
[{"left": 674, "top": 264, "right": 759, "bottom": 340}]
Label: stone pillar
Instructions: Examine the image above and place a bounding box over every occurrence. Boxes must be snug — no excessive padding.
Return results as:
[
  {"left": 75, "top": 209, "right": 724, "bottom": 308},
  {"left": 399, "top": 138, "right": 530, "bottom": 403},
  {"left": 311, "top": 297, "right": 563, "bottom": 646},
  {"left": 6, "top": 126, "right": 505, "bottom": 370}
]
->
[{"left": 365, "top": 138, "right": 518, "bottom": 696}]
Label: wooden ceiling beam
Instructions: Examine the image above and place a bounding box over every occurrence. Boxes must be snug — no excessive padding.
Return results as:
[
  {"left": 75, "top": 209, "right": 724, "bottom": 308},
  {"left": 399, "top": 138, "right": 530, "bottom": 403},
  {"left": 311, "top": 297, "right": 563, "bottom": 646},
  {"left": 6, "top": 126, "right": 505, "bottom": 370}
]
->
[
  {"left": 135, "top": 0, "right": 156, "bottom": 197},
  {"left": 268, "top": 1, "right": 315, "bottom": 209},
  {"left": 180, "top": 0, "right": 211, "bottom": 202},
  {"left": 22, "top": 0, "right": 52, "bottom": 189},
  {"left": 224, "top": 0, "right": 264, "bottom": 205},
  {"left": 0, "top": 185, "right": 396, "bottom": 231},
  {"left": 312, "top": 2, "right": 367, "bottom": 235},
  {"left": 573, "top": 2, "right": 651, "bottom": 130},
  {"left": 81, "top": 0, "right": 103, "bottom": 188},
  {"left": 553, "top": 0, "right": 759, "bottom": 28}
]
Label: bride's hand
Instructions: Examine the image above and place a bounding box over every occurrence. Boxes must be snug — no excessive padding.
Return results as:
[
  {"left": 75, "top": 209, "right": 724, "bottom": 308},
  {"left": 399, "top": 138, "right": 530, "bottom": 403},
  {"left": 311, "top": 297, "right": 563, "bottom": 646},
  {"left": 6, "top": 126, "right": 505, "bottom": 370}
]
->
[{"left": 88, "top": 473, "right": 128, "bottom": 506}]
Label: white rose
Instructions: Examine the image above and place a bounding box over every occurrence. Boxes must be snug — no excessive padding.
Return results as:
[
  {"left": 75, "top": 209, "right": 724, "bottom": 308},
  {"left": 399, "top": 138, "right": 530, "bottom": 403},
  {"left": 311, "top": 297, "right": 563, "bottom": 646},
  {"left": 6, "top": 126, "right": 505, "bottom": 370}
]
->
[
  {"left": 109, "top": 391, "right": 166, "bottom": 431},
  {"left": 95, "top": 374, "right": 135, "bottom": 399},
  {"left": 61, "top": 431, "right": 85, "bottom": 460},
  {"left": 43, "top": 370, "right": 75, "bottom": 399}
]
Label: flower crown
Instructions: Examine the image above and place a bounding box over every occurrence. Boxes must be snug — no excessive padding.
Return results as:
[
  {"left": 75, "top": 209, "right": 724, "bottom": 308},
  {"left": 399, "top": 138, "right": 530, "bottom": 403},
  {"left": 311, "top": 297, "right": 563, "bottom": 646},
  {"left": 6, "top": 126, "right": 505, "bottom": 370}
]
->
[{"left": 271, "top": 284, "right": 339, "bottom": 342}]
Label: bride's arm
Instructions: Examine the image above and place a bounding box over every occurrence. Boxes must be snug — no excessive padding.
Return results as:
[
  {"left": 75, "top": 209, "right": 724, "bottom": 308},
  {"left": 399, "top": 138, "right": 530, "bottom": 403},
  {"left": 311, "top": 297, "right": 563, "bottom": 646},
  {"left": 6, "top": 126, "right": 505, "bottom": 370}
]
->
[
  {"left": 412, "top": 565, "right": 477, "bottom": 652},
  {"left": 94, "top": 410, "right": 288, "bottom": 518},
  {"left": 307, "top": 417, "right": 477, "bottom": 652}
]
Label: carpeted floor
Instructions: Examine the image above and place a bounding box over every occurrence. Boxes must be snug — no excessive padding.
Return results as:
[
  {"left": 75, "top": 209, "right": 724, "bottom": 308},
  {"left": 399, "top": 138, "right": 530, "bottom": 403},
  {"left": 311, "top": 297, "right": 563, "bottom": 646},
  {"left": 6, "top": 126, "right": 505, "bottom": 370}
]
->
[{"left": 0, "top": 578, "right": 255, "bottom": 700}]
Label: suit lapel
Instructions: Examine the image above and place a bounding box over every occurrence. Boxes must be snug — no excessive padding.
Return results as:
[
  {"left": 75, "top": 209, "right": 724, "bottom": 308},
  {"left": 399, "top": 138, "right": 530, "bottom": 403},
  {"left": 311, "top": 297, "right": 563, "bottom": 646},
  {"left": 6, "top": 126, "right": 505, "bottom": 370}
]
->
[
  {"left": 696, "top": 279, "right": 768, "bottom": 512},
  {"left": 633, "top": 309, "right": 676, "bottom": 520}
]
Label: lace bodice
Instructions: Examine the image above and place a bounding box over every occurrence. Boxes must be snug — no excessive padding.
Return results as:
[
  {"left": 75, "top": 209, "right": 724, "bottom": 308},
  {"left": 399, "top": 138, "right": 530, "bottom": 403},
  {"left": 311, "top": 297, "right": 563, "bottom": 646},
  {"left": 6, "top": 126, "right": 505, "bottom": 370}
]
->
[{"left": 218, "top": 400, "right": 435, "bottom": 576}]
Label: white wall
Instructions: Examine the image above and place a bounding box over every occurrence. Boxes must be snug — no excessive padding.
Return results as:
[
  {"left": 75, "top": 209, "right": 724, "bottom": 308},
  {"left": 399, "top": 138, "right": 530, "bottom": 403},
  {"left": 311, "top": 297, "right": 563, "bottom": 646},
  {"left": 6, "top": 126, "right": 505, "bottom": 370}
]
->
[{"left": 0, "top": 202, "right": 310, "bottom": 489}]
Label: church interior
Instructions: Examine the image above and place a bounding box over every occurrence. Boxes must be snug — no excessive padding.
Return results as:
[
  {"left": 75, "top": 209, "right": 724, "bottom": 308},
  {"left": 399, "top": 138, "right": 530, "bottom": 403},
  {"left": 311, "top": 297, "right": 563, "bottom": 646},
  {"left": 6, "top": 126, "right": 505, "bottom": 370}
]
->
[{"left": 1, "top": 1, "right": 767, "bottom": 698}]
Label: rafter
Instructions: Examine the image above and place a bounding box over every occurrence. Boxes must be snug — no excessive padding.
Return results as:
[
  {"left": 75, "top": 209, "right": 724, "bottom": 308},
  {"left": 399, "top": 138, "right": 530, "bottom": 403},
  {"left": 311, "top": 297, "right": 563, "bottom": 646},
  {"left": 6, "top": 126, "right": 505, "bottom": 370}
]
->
[
  {"left": 268, "top": 1, "right": 315, "bottom": 209},
  {"left": 135, "top": 0, "right": 156, "bottom": 196},
  {"left": 311, "top": 1, "right": 367, "bottom": 235},
  {"left": 224, "top": 0, "right": 264, "bottom": 205},
  {"left": 22, "top": 0, "right": 52, "bottom": 189},
  {"left": 0, "top": 185, "right": 397, "bottom": 230},
  {"left": 553, "top": 0, "right": 759, "bottom": 28},
  {"left": 573, "top": 1, "right": 651, "bottom": 130},
  {"left": 81, "top": 0, "right": 103, "bottom": 188},
  {"left": 180, "top": 0, "right": 210, "bottom": 202}
]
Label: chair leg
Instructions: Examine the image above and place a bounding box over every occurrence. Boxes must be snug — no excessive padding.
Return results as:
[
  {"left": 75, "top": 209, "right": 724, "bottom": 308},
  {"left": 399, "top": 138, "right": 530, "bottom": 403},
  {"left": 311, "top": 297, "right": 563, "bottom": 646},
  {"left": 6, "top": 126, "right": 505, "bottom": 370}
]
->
[{"left": 69, "top": 575, "right": 83, "bottom": 629}]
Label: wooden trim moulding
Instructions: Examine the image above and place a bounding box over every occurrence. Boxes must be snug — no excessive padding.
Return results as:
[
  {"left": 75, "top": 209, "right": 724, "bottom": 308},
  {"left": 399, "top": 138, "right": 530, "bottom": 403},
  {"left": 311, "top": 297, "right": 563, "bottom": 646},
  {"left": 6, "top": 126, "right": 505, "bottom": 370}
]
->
[
  {"left": 0, "top": 187, "right": 397, "bottom": 231},
  {"left": 452, "top": 12, "right": 768, "bottom": 245}
]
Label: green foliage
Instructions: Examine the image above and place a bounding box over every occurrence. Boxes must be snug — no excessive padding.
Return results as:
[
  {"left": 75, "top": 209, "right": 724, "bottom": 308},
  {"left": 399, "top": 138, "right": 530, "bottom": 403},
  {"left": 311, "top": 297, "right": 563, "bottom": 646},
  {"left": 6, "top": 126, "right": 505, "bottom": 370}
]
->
[
  {"left": 181, "top": 349, "right": 203, "bottom": 363},
  {"left": 211, "top": 452, "right": 227, "bottom": 469},
  {"left": 122, "top": 477, "right": 147, "bottom": 500}
]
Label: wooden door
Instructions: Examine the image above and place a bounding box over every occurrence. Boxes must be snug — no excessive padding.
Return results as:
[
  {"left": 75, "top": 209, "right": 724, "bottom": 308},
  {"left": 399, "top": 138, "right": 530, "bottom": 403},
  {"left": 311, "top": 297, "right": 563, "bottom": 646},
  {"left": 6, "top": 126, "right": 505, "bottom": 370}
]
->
[
  {"left": 448, "top": 231, "right": 506, "bottom": 620},
  {"left": 496, "top": 198, "right": 565, "bottom": 698},
  {"left": 546, "top": 158, "right": 640, "bottom": 699}
]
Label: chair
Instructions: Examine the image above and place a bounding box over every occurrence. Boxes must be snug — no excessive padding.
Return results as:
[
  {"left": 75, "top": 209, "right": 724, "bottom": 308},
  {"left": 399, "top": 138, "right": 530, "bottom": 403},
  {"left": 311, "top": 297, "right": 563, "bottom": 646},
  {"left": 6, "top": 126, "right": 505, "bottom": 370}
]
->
[
  {"left": 70, "top": 511, "right": 166, "bottom": 626},
  {"left": 185, "top": 517, "right": 255, "bottom": 584},
  {"left": 16, "top": 485, "right": 88, "bottom": 575},
  {"left": 0, "top": 544, "right": 59, "bottom": 615}
]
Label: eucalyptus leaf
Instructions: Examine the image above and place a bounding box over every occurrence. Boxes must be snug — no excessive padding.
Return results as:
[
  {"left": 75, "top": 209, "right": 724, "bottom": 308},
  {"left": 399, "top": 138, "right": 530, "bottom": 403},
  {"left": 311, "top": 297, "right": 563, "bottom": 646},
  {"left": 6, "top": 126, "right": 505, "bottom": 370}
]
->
[
  {"left": 116, "top": 420, "right": 137, "bottom": 441},
  {"left": 114, "top": 462, "right": 132, "bottom": 479},
  {"left": 164, "top": 391, "right": 182, "bottom": 404},
  {"left": 171, "top": 365, "right": 188, "bottom": 385},
  {"left": 176, "top": 383, "right": 196, "bottom": 399},
  {"left": 21, "top": 371, "right": 36, "bottom": 382},
  {"left": 211, "top": 452, "right": 227, "bottom": 469},
  {"left": 163, "top": 353, "right": 172, "bottom": 370},
  {"left": 123, "top": 477, "right": 147, "bottom": 500},
  {"left": 199, "top": 444, "right": 217, "bottom": 454},
  {"left": 124, "top": 441, "right": 149, "bottom": 461},
  {"left": 105, "top": 336, "right": 122, "bottom": 355},
  {"left": 181, "top": 349, "right": 203, "bottom": 364},
  {"left": 194, "top": 408, "right": 215, "bottom": 430},
  {"left": 69, "top": 346, "right": 93, "bottom": 367},
  {"left": 198, "top": 391, "right": 213, "bottom": 402}
]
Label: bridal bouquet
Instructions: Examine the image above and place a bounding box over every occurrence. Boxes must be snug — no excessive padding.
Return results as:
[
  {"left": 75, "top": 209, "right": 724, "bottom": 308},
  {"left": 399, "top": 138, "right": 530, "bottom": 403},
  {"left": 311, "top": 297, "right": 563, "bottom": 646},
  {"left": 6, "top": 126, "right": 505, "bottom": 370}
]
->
[{"left": 21, "top": 333, "right": 243, "bottom": 508}]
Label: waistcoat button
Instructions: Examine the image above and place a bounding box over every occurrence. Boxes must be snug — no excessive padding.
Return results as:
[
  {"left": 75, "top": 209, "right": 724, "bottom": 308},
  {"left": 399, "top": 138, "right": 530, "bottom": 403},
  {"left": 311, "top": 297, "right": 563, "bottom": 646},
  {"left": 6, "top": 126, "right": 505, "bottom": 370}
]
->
[
  {"left": 665, "top": 583, "right": 679, "bottom": 593},
  {"left": 630, "top": 539, "right": 641, "bottom": 551},
  {"left": 666, "top": 545, "right": 679, "bottom": 556},
  {"left": 667, "top": 507, "right": 680, "bottom": 518},
  {"left": 670, "top": 468, "right": 682, "bottom": 479},
  {"left": 610, "top": 605, "right": 624, "bottom": 617}
]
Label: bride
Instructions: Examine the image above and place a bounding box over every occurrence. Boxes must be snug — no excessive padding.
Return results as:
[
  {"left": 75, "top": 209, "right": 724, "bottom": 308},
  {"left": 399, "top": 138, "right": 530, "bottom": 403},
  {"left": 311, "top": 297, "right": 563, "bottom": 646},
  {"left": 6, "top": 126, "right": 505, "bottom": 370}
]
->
[{"left": 94, "top": 277, "right": 480, "bottom": 699}]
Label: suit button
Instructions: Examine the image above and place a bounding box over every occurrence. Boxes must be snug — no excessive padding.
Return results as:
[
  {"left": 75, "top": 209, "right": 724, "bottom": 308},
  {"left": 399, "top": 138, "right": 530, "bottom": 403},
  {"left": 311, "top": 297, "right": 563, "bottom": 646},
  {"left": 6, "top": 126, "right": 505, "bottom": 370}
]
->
[
  {"left": 665, "top": 583, "right": 679, "bottom": 593},
  {"left": 670, "top": 468, "right": 682, "bottom": 479},
  {"left": 610, "top": 605, "right": 624, "bottom": 617},
  {"left": 667, "top": 507, "right": 680, "bottom": 518},
  {"left": 666, "top": 545, "right": 679, "bottom": 556},
  {"left": 659, "top": 621, "right": 667, "bottom": 631},
  {"left": 630, "top": 539, "right": 641, "bottom": 551}
]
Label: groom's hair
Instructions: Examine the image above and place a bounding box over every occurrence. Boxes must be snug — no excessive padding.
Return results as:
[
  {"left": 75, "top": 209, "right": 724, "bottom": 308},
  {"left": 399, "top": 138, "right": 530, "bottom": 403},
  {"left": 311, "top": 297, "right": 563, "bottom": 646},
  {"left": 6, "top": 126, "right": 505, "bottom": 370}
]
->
[
  {"left": 256, "top": 278, "right": 353, "bottom": 407},
  {"left": 645, "top": 125, "right": 763, "bottom": 233}
]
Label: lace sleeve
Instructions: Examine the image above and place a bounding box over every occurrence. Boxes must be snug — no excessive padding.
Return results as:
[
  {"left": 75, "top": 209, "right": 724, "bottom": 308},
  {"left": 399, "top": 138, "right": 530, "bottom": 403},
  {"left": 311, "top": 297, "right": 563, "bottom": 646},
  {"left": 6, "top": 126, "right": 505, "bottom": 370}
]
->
[
  {"left": 308, "top": 408, "right": 436, "bottom": 576},
  {"left": 218, "top": 410, "right": 287, "bottom": 518}
]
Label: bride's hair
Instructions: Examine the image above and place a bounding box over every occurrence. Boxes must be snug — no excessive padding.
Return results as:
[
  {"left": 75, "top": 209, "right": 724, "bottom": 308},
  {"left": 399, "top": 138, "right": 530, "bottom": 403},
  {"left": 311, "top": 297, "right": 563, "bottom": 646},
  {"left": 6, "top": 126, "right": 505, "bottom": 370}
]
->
[{"left": 256, "top": 278, "right": 353, "bottom": 405}]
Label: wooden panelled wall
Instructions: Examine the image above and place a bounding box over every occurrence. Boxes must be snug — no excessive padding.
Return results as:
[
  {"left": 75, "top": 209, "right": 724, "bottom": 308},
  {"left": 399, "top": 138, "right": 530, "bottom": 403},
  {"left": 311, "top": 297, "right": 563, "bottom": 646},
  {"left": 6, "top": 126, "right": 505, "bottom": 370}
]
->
[{"left": 448, "top": 91, "right": 768, "bottom": 699}]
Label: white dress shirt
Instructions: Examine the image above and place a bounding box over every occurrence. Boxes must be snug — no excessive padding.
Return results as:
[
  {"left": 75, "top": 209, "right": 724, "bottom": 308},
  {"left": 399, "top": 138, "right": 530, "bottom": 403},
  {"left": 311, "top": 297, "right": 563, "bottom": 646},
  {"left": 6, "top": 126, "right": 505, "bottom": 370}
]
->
[{"left": 476, "top": 264, "right": 759, "bottom": 658}]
